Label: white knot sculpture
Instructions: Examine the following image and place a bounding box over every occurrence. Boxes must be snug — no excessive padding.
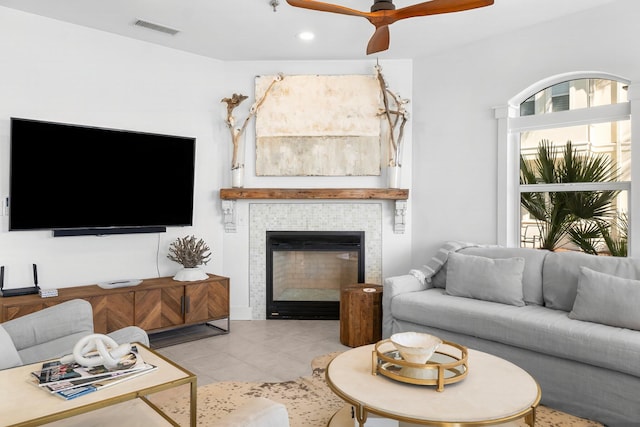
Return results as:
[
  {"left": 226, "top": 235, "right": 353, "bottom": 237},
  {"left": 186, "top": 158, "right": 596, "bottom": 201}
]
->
[{"left": 61, "top": 334, "right": 131, "bottom": 369}]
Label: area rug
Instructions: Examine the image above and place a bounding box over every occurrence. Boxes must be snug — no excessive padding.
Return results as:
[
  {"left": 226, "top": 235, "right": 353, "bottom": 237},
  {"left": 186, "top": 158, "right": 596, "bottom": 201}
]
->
[{"left": 151, "top": 352, "right": 604, "bottom": 426}]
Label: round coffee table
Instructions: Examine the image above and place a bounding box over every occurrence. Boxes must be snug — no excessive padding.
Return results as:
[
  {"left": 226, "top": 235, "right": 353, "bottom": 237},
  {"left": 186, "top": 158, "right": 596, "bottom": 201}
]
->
[{"left": 326, "top": 343, "right": 541, "bottom": 427}]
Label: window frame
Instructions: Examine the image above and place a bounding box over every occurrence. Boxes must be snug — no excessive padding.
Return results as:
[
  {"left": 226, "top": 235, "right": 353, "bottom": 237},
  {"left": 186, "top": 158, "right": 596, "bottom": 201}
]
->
[{"left": 495, "top": 72, "right": 637, "bottom": 255}]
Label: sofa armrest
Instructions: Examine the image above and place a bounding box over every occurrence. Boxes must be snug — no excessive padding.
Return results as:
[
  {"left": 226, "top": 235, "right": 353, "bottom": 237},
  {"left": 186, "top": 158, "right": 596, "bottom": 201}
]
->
[
  {"left": 0, "top": 325, "right": 23, "bottom": 370},
  {"left": 1, "top": 299, "right": 94, "bottom": 352},
  {"left": 108, "top": 326, "right": 150, "bottom": 347},
  {"left": 384, "top": 274, "right": 427, "bottom": 300},
  {"left": 382, "top": 274, "right": 427, "bottom": 338}
]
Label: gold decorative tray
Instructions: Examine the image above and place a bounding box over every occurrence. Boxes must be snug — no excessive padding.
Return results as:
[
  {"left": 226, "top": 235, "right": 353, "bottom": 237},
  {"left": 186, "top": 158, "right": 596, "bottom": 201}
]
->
[{"left": 372, "top": 339, "right": 468, "bottom": 391}]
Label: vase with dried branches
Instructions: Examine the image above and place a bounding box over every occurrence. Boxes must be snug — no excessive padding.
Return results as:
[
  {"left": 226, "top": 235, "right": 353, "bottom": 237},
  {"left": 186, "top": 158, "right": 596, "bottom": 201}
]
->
[
  {"left": 375, "top": 64, "right": 410, "bottom": 188},
  {"left": 221, "top": 73, "right": 284, "bottom": 187},
  {"left": 167, "top": 235, "right": 212, "bottom": 281}
]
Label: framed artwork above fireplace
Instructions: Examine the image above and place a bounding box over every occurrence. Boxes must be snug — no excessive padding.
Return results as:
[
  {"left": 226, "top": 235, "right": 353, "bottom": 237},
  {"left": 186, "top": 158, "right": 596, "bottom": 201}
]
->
[{"left": 254, "top": 74, "right": 382, "bottom": 177}]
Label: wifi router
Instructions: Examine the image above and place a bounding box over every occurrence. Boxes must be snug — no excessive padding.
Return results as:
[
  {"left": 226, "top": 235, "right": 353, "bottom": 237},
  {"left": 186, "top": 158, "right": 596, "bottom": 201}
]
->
[{"left": 0, "top": 264, "right": 40, "bottom": 297}]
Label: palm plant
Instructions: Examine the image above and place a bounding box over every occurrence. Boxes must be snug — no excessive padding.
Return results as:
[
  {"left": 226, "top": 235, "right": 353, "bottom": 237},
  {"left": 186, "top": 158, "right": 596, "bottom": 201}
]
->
[
  {"left": 520, "top": 140, "right": 622, "bottom": 254},
  {"left": 599, "top": 213, "right": 628, "bottom": 257}
]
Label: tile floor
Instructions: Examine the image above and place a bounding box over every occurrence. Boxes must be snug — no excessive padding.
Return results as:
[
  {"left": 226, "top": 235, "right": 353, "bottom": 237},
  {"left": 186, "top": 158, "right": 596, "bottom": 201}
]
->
[{"left": 156, "top": 319, "right": 351, "bottom": 386}]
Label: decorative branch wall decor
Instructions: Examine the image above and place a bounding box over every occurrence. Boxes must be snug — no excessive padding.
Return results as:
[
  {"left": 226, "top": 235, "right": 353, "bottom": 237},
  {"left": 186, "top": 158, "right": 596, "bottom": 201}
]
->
[
  {"left": 375, "top": 64, "right": 410, "bottom": 168},
  {"left": 254, "top": 74, "right": 382, "bottom": 176},
  {"left": 221, "top": 73, "right": 284, "bottom": 186}
]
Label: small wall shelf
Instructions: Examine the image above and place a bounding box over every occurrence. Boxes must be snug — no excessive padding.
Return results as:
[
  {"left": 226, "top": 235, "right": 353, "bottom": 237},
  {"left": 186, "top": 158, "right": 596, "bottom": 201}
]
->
[{"left": 219, "top": 188, "right": 409, "bottom": 233}]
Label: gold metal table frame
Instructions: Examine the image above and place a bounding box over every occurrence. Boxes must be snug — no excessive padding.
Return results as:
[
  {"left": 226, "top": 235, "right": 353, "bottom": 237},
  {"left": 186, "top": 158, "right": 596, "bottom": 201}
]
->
[{"left": 0, "top": 343, "right": 196, "bottom": 427}]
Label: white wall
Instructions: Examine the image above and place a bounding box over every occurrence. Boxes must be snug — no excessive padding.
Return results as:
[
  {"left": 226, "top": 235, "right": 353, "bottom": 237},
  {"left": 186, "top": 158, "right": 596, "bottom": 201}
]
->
[
  {"left": 411, "top": 0, "right": 640, "bottom": 266},
  {"left": 0, "top": 7, "right": 226, "bottom": 288},
  {"left": 0, "top": 7, "right": 414, "bottom": 320}
]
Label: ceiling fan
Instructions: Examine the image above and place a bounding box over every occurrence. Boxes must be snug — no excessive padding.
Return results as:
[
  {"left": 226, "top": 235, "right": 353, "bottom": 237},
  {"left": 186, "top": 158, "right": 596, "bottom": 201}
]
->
[{"left": 286, "top": 0, "right": 494, "bottom": 54}]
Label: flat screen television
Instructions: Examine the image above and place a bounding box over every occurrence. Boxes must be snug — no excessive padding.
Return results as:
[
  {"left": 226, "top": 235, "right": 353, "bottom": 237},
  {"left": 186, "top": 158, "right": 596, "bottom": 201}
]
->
[{"left": 9, "top": 117, "right": 196, "bottom": 237}]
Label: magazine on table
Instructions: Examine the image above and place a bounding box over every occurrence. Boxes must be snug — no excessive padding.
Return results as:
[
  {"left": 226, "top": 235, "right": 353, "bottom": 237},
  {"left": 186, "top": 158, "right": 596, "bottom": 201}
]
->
[
  {"left": 36, "top": 362, "right": 157, "bottom": 394},
  {"left": 51, "top": 364, "right": 158, "bottom": 400},
  {"left": 32, "top": 345, "right": 152, "bottom": 388}
]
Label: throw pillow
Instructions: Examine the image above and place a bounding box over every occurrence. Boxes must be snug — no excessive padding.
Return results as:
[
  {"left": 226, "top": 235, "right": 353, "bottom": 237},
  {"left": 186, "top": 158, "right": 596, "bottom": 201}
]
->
[
  {"left": 445, "top": 252, "right": 526, "bottom": 306},
  {"left": 569, "top": 267, "right": 640, "bottom": 330}
]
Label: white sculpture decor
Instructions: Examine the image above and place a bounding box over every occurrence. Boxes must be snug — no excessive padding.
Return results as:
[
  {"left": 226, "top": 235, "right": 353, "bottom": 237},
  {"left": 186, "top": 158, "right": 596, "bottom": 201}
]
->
[
  {"left": 167, "top": 235, "right": 212, "bottom": 281},
  {"left": 375, "top": 64, "right": 410, "bottom": 188},
  {"left": 221, "top": 73, "right": 284, "bottom": 187},
  {"left": 60, "top": 334, "right": 131, "bottom": 369}
]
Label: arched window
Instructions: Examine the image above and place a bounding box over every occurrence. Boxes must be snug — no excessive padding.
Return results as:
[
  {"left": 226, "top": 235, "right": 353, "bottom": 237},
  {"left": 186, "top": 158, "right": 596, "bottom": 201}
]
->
[{"left": 496, "top": 72, "right": 634, "bottom": 256}]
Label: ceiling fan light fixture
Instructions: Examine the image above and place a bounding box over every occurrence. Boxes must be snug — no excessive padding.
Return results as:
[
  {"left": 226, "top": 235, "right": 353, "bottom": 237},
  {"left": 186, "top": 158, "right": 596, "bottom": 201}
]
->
[
  {"left": 286, "top": 0, "right": 494, "bottom": 54},
  {"left": 370, "top": 0, "right": 395, "bottom": 12}
]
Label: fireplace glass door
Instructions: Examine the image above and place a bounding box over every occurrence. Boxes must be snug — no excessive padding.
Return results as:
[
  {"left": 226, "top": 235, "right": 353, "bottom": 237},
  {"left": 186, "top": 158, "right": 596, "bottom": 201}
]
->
[{"left": 266, "top": 231, "right": 364, "bottom": 319}]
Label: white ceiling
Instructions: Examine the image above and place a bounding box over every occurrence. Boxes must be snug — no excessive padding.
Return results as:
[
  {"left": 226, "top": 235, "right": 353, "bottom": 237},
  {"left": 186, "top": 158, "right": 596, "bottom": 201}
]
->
[{"left": 0, "top": 0, "right": 619, "bottom": 61}]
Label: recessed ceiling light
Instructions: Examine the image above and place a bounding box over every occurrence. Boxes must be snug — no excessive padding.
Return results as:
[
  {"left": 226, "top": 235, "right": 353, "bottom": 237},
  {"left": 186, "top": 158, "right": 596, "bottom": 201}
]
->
[{"left": 298, "top": 31, "right": 315, "bottom": 41}]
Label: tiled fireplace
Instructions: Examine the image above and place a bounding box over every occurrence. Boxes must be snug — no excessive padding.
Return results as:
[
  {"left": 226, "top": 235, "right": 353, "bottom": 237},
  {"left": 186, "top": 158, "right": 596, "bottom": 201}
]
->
[{"left": 249, "top": 203, "right": 382, "bottom": 320}]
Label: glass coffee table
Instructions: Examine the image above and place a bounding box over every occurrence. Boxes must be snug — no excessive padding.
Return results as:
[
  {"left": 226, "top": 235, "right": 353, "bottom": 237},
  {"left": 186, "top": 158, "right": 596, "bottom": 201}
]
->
[{"left": 326, "top": 342, "right": 541, "bottom": 427}]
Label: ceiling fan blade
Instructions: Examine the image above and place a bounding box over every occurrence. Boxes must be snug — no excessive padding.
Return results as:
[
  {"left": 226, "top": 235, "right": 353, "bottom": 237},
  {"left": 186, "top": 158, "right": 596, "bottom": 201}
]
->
[
  {"left": 285, "top": 0, "right": 369, "bottom": 18},
  {"left": 393, "top": 0, "right": 494, "bottom": 21},
  {"left": 366, "top": 25, "right": 390, "bottom": 55}
]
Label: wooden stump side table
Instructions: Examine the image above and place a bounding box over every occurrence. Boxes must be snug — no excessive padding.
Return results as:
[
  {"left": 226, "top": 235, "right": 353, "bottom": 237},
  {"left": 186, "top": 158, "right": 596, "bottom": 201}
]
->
[{"left": 340, "top": 284, "right": 383, "bottom": 347}]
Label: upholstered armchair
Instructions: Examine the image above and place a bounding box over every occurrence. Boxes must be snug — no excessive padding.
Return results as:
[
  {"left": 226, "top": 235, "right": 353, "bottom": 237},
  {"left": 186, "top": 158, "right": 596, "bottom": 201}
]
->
[{"left": 0, "top": 299, "right": 149, "bottom": 370}]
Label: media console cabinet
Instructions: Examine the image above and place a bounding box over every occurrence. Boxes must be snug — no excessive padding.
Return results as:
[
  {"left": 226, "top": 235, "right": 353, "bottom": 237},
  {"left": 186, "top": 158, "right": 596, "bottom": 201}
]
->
[{"left": 0, "top": 274, "right": 229, "bottom": 334}]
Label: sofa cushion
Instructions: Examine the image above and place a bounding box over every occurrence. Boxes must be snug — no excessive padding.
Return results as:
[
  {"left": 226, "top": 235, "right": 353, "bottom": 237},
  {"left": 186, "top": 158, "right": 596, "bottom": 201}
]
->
[
  {"left": 0, "top": 325, "right": 22, "bottom": 370},
  {"left": 569, "top": 267, "right": 640, "bottom": 330},
  {"left": 543, "top": 251, "right": 640, "bottom": 311},
  {"left": 390, "top": 288, "right": 640, "bottom": 378},
  {"left": 445, "top": 252, "right": 526, "bottom": 306}
]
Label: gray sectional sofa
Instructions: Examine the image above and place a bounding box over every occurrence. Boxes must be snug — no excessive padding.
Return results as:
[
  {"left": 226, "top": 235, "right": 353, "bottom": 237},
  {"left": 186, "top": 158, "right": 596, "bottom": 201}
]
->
[{"left": 383, "top": 243, "right": 640, "bottom": 426}]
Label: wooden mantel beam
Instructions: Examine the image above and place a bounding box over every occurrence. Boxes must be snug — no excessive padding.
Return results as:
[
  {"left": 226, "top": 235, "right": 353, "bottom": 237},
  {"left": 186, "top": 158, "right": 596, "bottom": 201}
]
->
[
  {"left": 219, "top": 188, "right": 409, "bottom": 200},
  {"left": 219, "top": 188, "right": 409, "bottom": 234}
]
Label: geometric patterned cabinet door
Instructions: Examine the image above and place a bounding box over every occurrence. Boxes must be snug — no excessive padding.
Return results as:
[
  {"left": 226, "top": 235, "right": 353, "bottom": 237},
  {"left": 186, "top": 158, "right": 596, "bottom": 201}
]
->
[
  {"left": 2, "top": 301, "right": 47, "bottom": 322},
  {"left": 185, "top": 280, "right": 230, "bottom": 324},
  {"left": 134, "top": 275, "right": 230, "bottom": 332},
  {"left": 133, "top": 288, "right": 164, "bottom": 331},
  {"left": 86, "top": 292, "right": 135, "bottom": 334}
]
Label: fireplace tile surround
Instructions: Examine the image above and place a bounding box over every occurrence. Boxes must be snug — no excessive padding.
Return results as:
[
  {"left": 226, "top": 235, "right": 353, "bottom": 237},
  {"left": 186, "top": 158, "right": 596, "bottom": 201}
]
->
[{"left": 249, "top": 203, "right": 382, "bottom": 320}]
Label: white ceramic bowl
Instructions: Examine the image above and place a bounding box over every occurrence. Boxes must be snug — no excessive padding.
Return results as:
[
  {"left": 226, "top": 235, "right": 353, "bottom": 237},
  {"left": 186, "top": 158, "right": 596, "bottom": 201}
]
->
[{"left": 390, "top": 332, "right": 442, "bottom": 364}]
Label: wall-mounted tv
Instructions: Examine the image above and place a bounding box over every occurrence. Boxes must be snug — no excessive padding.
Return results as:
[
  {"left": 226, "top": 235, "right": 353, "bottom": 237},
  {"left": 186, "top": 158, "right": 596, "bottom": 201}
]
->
[{"left": 9, "top": 117, "right": 196, "bottom": 237}]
